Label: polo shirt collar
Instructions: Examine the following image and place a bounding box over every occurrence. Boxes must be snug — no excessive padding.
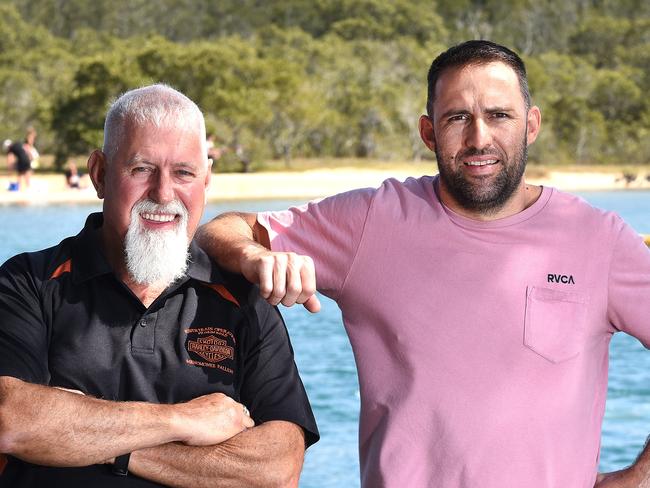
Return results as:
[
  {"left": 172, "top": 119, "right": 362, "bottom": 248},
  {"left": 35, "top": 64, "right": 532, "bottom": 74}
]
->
[
  {"left": 186, "top": 241, "right": 226, "bottom": 285},
  {"left": 71, "top": 212, "right": 225, "bottom": 286},
  {"left": 70, "top": 213, "right": 113, "bottom": 284}
]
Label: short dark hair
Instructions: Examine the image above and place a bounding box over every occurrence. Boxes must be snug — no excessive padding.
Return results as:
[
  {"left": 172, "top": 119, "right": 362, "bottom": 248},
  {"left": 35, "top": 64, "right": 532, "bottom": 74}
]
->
[{"left": 426, "top": 40, "right": 531, "bottom": 117}]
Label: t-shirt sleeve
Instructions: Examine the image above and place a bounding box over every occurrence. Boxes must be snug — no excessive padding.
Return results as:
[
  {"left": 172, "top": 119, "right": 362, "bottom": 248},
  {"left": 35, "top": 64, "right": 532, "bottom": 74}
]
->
[
  {"left": 239, "top": 297, "right": 319, "bottom": 447},
  {"left": 607, "top": 221, "right": 650, "bottom": 346},
  {"left": 0, "top": 255, "right": 49, "bottom": 383},
  {"left": 257, "top": 187, "right": 376, "bottom": 299}
]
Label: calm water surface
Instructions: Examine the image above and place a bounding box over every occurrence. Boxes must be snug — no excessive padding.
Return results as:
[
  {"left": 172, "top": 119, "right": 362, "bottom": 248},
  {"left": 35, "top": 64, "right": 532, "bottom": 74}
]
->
[{"left": 0, "top": 189, "right": 649, "bottom": 486}]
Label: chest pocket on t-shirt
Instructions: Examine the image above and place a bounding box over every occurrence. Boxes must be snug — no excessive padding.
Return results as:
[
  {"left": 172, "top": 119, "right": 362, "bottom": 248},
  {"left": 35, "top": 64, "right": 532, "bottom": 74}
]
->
[{"left": 524, "top": 286, "right": 589, "bottom": 363}]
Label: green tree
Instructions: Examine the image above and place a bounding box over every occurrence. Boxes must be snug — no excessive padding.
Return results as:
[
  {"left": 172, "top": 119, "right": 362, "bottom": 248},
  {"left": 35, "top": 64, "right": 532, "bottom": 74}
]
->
[
  {"left": 569, "top": 15, "right": 630, "bottom": 67},
  {"left": 51, "top": 54, "right": 144, "bottom": 167}
]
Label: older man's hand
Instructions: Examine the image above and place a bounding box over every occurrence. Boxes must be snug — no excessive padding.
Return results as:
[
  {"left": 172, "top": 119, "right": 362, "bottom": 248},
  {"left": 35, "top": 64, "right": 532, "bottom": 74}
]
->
[
  {"left": 173, "top": 392, "right": 255, "bottom": 446},
  {"left": 240, "top": 244, "right": 321, "bottom": 313}
]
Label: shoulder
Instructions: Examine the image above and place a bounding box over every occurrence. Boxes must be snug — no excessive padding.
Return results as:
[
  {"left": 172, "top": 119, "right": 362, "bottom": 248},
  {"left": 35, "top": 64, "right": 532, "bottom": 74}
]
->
[
  {"left": 547, "top": 188, "right": 626, "bottom": 231},
  {"left": 1, "top": 237, "right": 74, "bottom": 285},
  {"left": 218, "top": 269, "right": 274, "bottom": 314},
  {"left": 309, "top": 175, "right": 434, "bottom": 207},
  {"left": 364, "top": 175, "right": 439, "bottom": 218},
  {"left": 302, "top": 175, "right": 435, "bottom": 213},
  {"left": 543, "top": 189, "right": 639, "bottom": 258},
  {"left": 214, "top": 269, "right": 287, "bottom": 339},
  {"left": 379, "top": 175, "right": 435, "bottom": 193},
  {"left": 189, "top": 244, "right": 276, "bottom": 317}
]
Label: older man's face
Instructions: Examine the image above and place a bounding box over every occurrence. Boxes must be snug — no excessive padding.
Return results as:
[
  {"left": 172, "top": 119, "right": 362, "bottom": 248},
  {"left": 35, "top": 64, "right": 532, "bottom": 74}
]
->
[{"left": 96, "top": 120, "right": 210, "bottom": 284}]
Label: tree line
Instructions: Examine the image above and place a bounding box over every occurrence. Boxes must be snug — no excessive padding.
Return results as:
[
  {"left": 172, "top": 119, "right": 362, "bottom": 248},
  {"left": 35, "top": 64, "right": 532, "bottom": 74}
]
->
[{"left": 1, "top": 0, "right": 648, "bottom": 170}]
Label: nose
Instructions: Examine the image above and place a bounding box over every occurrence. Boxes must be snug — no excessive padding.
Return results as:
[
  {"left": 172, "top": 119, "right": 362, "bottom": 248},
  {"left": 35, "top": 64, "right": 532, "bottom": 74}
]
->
[
  {"left": 149, "top": 170, "right": 175, "bottom": 204},
  {"left": 464, "top": 118, "right": 492, "bottom": 150}
]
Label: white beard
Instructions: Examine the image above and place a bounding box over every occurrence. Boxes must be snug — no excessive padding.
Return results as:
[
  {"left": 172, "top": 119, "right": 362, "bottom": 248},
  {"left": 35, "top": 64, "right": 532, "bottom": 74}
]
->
[{"left": 124, "top": 199, "right": 190, "bottom": 287}]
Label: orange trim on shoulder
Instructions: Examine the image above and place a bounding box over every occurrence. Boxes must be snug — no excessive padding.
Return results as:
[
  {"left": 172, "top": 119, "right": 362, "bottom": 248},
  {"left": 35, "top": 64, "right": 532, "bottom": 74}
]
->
[
  {"left": 202, "top": 283, "right": 240, "bottom": 307},
  {"left": 50, "top": 259, "right": 72, "bottom": 279},
  {"left": 0, "top": 454, "right": 7, "bottom": 474}
]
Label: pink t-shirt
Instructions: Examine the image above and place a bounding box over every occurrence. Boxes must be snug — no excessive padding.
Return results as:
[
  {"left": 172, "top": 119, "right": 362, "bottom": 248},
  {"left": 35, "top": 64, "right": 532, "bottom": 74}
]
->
[{"left": 259, "top": 175, "right": 650, "bottom": 488}]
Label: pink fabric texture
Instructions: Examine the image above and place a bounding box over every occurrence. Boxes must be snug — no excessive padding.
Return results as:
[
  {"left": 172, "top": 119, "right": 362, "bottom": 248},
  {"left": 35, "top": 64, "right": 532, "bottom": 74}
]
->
[{"left": 259, "top": 175, "right": 650, "bottom": 488}]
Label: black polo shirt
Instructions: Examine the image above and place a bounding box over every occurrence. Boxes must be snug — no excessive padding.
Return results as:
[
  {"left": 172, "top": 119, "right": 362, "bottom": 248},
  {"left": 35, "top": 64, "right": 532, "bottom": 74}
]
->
[{"left": 0, "top": 213, "right": 318, "bottom": 487}]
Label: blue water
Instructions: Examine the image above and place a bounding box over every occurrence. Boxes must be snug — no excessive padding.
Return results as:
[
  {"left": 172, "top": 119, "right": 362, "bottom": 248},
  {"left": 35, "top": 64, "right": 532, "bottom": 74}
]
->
[{"left": 0, "top": 189, "right": 649, "bottom": 485}]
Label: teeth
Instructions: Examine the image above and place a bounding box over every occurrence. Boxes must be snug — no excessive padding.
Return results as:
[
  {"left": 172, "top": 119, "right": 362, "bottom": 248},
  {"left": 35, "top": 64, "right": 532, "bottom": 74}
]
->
[
  {"left": 141, "top": 213, "right": 176, "bottom": 222},
  {"left": 465, "top": 159, "right": 498, "bottom": 166}
]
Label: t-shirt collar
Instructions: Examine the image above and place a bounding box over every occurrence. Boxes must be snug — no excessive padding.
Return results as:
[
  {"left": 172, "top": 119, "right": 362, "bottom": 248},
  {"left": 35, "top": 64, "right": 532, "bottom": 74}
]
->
[{"left": 432, "top": 174, "right": 554, "bottom": 229}]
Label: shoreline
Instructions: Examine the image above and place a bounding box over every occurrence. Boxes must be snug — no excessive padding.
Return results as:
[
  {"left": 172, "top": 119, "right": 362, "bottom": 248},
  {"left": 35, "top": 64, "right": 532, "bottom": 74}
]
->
[{"left": 1, "top": 167, "right": 649, "bottom": 205}]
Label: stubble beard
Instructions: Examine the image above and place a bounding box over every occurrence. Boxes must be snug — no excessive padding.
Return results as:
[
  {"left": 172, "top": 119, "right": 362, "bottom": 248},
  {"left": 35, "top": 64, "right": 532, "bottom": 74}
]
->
[
  {"left": 435, "top": 133, "right": 528, "bottom": 215},
  {"left": 124, "top": 199, "right": 190, "bottom": 287}
]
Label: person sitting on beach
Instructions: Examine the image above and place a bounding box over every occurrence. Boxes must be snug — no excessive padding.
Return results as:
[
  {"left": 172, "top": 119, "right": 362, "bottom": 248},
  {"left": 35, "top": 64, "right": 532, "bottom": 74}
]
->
[
  {"left": 206, "top": 132, "right": 224, "bottom": 161},
  {"left": 0, "top": 84, "right": 318, "bottom": 487},
  {"left": 198, "top": 40, "right": 650, "bottom": 488},
  {"left": 64, "top": 161, "right": 87, "bottom": 189}
]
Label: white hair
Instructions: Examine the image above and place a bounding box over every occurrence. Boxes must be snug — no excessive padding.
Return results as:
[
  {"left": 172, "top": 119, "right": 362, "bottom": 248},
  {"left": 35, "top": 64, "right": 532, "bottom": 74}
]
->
[{"left": 103, "top": 84, "right": 207, "bottom": 163}]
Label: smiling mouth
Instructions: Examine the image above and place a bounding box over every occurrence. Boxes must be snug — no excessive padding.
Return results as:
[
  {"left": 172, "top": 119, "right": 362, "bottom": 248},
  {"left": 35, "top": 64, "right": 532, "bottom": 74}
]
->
[
  {"left": 141, "top": 212, "right": 177, "bottom": 223},
  {"left": 464, "top": 159, "right": 499, "bottom": 166}
]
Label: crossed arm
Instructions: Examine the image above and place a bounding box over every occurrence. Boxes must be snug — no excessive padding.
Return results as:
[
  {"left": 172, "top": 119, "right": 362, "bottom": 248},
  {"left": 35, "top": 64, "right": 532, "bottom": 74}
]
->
[
  {"left": 130, "top": 421, "right": 304, "bottom": 488},
  {"left": 0, "top": 376, "right": 305, "bottom": 487}
]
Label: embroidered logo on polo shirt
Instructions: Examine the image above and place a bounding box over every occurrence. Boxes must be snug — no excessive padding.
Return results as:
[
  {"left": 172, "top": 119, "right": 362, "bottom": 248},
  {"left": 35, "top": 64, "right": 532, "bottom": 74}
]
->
[
  {"left": 547, "top": 273, "right": 575, "bottom": 284},
  {"left": 185, "top": 327, "right": 235, "bottom": 374}
]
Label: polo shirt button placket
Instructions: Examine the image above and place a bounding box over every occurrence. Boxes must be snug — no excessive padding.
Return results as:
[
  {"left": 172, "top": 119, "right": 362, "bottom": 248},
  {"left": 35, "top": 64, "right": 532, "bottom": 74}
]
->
[{"left": 131, "top": 314, "right": 156, "bottom": 353}]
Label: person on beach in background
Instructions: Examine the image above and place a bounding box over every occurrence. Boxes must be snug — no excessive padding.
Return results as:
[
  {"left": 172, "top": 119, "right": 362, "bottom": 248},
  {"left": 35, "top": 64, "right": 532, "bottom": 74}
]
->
[
  {"left": 206, "top": 132, "right": 225, "bottom": 162},
  {"left": 197, "top": 40, "right": 650, "bottom": 488},
  {"left": 0, "top": 84, "right": 318, "bottom": 487},
  {"left": 3, "top": 129, "right": 35, "bottom": 191},
  {"left": 23, "top": 127, "right": 39, "bottom": 169},
  {"left": 64, "top": 161, "right": 88, "bottom": 189}
]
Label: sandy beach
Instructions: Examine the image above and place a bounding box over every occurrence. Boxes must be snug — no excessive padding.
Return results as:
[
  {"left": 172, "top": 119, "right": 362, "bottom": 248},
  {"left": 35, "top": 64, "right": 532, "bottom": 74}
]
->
[{"left": 1, "top": 167, "right": 649, "bottom": 205}]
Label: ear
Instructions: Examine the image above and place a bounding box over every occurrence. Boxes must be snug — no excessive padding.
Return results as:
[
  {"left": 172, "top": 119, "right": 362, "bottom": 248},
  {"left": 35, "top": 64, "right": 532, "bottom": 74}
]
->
[
  {"left": 87, "top": 150, "right": 107, "bottom": 199},
  {"left": 526, "top": 106, "right": 542, "bottom": 146},
  {"left": 205, "top": 158, "right": 213, "bottom": 189},
  {"left": 203, "top": 159, "right": 213, "bottom": 204},
  {"left": 419, "top": 115, "right": 436, "bottom": 152}
]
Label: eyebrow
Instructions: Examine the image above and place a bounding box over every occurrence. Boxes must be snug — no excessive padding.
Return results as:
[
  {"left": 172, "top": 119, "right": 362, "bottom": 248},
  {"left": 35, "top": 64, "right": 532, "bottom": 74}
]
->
[
  {"left": 125, "top": 156, "right": 199, "bottom": 168},
  {"left": 439, "top": 106, "right": 516, "bottom": 119},
  {"left": 485, "top": 106, "right": 515, "bottom": 114},
  {"left": 439, "top": 108, "right": 471, "bottom": 120},
  {"left": 125, "top": 155, "right": 151, "bottom": 166}
]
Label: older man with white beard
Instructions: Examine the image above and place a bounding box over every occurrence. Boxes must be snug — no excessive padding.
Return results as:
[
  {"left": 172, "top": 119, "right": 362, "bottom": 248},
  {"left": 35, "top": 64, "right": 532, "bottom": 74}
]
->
[{"left": 0, "top": 84, "right": 318, "bottom": 488}]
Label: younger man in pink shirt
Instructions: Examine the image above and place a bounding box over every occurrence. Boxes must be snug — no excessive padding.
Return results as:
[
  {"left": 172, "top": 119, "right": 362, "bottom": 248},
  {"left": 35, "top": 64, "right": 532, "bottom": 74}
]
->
[{"left": 199, "top": 41, "right": 650, "bottom": 488}]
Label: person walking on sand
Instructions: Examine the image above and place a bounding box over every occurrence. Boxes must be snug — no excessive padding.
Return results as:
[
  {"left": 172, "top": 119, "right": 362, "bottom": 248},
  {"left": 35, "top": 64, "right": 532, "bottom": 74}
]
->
[
  {"left": 23, "top": 127, "right": 39, "bottom": 169},
  {"left": 4, "top": 134, "right": 33, "bottom": 191}
]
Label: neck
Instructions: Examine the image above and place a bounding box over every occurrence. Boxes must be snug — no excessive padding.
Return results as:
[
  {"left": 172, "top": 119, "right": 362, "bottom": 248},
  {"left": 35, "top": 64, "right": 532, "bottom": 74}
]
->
[
  {"left": 123, "top": 278, "right": 169, "bottom": 308},
  {"left": 437, "top": 178, "right": 542, "bottom": 221}
]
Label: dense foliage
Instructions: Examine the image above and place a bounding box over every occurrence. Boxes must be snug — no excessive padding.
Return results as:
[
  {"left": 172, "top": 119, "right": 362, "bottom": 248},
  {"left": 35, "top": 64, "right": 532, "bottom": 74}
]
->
[{"left": 1, "top": 0, "right": 648, "bottom": 169}]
